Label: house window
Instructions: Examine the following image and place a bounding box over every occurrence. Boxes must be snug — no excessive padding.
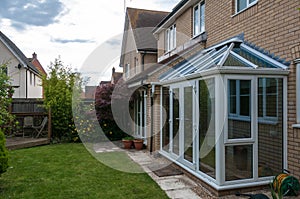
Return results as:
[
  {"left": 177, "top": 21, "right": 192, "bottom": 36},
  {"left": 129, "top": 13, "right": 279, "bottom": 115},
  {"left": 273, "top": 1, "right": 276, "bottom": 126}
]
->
[
  {"left": 193, "top": 1, "right": 205, "bottom": 37},
  {"left": 166, "top": 24, "right": 176, "bottom": 52},
  {"left": 30, "top": 72, "right": 33, "bottom": 85},
  {"left": 235, "top": 0, "right": 257, "bottom": 13},
  {"left": 125, "top": 63, "right": 130, "bottom": 78}
]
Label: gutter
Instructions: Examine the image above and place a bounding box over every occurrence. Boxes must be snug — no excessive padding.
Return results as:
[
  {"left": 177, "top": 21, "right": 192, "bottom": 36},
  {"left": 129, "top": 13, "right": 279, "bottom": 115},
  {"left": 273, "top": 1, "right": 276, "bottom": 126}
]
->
[{"left": 25, "top": 68, "right": 28, "bottom": 99}]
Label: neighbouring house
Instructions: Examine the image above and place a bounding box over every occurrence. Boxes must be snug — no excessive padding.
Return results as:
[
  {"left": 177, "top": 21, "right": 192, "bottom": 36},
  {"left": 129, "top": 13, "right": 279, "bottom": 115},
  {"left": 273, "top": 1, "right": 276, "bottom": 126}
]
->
[
  {"left": 0, "top": 31, "right": 45, "bottom": 98},
  {"left": 120, "top": 0, "right": 300, "bottom": 196}
]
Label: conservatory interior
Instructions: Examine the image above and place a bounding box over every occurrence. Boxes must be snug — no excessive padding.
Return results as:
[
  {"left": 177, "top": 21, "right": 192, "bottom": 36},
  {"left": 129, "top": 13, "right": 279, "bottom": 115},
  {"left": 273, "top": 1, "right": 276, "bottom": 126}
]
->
[{"left": 158, "top": 37, "right": 289, "bottom": 190}]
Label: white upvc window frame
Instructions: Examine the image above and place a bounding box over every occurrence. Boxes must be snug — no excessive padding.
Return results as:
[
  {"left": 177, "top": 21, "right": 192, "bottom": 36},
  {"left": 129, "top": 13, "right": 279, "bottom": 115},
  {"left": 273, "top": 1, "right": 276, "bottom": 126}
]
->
[
  {"left": 235, "top": 0, "right": 258, "bottom": 14},
  {"left": 193, "top": 1, "right": 205, "bottom": 37},
  {"left": 166, "top": 24, "right": 176, "bottom": 52}
]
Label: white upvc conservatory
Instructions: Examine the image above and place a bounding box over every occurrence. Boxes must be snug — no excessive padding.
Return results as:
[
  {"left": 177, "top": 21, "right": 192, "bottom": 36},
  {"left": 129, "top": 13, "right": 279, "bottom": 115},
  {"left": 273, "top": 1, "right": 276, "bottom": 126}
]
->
[{"left": 158, "top": 37, "right": 289, "bottom": 190}]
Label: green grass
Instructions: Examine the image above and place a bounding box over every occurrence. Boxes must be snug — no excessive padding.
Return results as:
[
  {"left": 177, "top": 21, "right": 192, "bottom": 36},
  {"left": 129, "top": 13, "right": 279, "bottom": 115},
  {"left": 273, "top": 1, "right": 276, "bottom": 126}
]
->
[{"left": 0, "top": 143, "right": 168, "bottom": 199}]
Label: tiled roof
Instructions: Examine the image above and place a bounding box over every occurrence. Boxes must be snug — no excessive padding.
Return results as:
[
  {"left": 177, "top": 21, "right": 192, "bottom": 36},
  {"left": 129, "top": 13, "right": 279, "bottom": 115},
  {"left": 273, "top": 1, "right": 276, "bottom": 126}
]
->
[
  {"left": 0, "top": 31, "right": 40, "bottom": 75},
  {"left": 28, "top": 53, "right": 47, "bottom": 76},
  {"left": 127, "top": 7, "right": 169, "bottom": 51}
]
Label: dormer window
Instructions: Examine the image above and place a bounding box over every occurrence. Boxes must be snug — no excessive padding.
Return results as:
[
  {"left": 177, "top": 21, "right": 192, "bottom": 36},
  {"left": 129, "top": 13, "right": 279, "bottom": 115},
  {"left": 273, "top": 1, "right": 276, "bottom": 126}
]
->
[
  {"left": 193, "top": 1, "right": 205, "bottom": 37},
  {"left": 235, "top": 0, "right": 257, "bottom": 13},
  {"left": 166, "top": 24, "right": 176, "bottom": 52}
]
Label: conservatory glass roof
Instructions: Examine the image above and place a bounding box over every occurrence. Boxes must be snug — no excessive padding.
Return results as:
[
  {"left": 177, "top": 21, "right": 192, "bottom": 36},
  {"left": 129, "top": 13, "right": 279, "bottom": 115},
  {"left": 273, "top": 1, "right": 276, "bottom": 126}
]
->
[{"left": 159, "top": 40, "right": 289, "bottom": 82}]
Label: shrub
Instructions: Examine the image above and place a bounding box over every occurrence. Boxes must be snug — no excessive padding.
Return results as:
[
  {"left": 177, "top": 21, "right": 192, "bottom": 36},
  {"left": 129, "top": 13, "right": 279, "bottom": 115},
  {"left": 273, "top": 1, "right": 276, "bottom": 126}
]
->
[
  {"left": 0, "top": 128, "right": 8, "bottom": 175},
  {"left": 42, "top": 58, "right": 81, "bottom": 142}
]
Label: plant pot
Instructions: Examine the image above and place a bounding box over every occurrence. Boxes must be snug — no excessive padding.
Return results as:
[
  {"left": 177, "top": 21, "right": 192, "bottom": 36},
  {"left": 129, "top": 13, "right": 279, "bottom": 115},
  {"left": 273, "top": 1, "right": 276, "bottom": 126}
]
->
[
  {"left": 133, "top": 139, "right": 143, "bottom": 150},
  {"left": 122, "top": 139, "right": 133, "bottom": 149}
]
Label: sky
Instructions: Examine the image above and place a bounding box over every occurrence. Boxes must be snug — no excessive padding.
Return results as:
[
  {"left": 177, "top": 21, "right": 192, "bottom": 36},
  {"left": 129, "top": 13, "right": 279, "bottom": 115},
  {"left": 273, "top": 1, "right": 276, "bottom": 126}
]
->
[{"left": 0, "top": 0, "right": 180, "bottom": 85}]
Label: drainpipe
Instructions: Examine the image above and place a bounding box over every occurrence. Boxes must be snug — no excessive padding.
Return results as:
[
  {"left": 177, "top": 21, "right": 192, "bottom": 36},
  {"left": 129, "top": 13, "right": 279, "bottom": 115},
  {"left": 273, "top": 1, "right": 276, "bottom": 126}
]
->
[
  {"left": 150, "top": 84, "right": 154, "bottom": 154},
  {"left": 25, "top": 68, "right": 28, "bottom": 99}
]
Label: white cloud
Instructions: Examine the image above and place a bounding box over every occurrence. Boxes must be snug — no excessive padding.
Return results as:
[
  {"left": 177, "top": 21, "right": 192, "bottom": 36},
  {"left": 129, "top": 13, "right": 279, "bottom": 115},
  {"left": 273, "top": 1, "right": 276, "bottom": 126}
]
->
[{"left": 1, "top": 0, "right": 180, "bottom": 85}]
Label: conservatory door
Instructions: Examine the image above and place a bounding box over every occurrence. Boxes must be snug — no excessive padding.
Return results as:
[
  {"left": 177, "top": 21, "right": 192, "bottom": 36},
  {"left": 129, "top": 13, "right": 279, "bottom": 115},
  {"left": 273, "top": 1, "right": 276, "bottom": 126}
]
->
[{"left": 170, "top": 83, "right": 196, "bottom": 166}]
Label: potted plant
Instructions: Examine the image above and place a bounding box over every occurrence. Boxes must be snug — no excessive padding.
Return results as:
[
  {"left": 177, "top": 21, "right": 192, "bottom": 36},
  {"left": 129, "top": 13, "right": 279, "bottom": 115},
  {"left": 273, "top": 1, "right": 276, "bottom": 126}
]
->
[
  {"left": 122, "top": 136, "right": 134, "bottom": 149},
  {"left": 133, "top": 138, "right": 144, "bottom": 150}
]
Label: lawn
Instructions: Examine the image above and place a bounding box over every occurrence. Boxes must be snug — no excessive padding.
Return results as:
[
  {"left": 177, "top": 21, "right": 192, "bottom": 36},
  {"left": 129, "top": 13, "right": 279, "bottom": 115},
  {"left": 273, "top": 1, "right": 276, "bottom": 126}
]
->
[{"left": 0, "top": 143, "right": 169, "bottom": 199}]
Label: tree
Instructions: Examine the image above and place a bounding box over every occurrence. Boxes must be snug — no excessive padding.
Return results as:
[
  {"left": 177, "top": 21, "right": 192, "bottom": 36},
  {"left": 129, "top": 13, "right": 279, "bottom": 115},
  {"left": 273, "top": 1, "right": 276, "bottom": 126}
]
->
[
  {"left": 0, "top": 63, "right": 12, "bottom": 175},
  {"left": 42, "top": 58, "right": 81, "bottom": 142}
]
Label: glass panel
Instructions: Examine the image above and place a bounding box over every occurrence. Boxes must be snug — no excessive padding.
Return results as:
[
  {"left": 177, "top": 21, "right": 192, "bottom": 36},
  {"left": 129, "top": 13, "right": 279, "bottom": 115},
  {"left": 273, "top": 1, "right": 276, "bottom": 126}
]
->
[
  {"left": 172, "top": 88, "right": 180, "bottom": 155},
  {"left": 249, "top": 0, "right": 256, "bottom": 4},
  {"left": 232, "top": 48, "right": 279, "bottom": 68},
  {"left": 199, "top": 79, "right": 216, "bottom": 179},
  {"left": 258, "top": 78, "right": 263, "bottom": 117},
  {"left": 223, "top": 54, "right": 248, "bottom": 67},
  {"left": 237, "top": 0, "right": 247, "bottom": 12},
  {"left": 229, "top": 80, "right": 236, "bottom": 114},
  {"left": 228, "top": 80, "right": 251, "bottom": 139},
  {"left": 266, "top": 78, "right": 277, "bottom": 117},
  {"left": 258, "top": 78, "right": 283, "bottom": 177},
  {"left": 240, "top": 80, "right": 250, "bottom": 116},
  {"left": 200, "top": 2, "right": 205, "bottom": 33},
  {"left": 184, "top": 87, "right": 193, "bottom": 162},
  {"left": 162, "top": 87, "right": 170, "bottom": 152},
  {"left": 225, "top": 145, "right": 253, "bottom": 181},
  {"left": 194, "top": 5, "right": 199, "bottom": 35}
]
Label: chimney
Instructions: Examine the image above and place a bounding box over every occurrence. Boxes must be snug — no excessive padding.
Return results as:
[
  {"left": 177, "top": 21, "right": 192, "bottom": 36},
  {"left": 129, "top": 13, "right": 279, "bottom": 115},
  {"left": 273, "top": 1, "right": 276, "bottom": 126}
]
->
[
  {"left": 112, "top": 67, "right": 115, "bottom": 74},
  {"left": 32, "top": 52, "right": 37, "bottom": 59}
]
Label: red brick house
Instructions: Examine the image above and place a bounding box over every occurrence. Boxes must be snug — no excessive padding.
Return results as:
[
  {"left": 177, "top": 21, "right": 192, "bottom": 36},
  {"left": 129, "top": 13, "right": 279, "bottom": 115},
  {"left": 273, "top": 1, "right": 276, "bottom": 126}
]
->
[{"left": 120, "top": 0, "right": 300, "bottom": 196}]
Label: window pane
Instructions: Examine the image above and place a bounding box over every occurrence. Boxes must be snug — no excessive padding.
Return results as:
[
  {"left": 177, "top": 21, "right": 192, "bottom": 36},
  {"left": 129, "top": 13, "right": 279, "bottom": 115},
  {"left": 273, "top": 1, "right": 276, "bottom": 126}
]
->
[
  {"left": 228, "top": 80, "right": 251, "bottom": 139},
  {"left": 172, "top": 88, "right": 180, "bottom": 155},
  {"left": 199, "top": 79, "right": 215, "bottom": 179},
  {"left": 200, "top": 2, "right": 205, "bottom": 32},
  {"left": 226, "top": 145, "right": 253, "bottom": 181},
  {"left": 229, "top": 80, "right": 236, "bottom": 114},
  {"left": 162, "top": 87, "right": 170, "bottom": 152},
  {"left": 194, "top": 5, "right": 199, "bottom": 35},
  {"left": 184, "top": 86, "right": 193, "bottom": 162},
  {"left": 237, "top": 0, "right": 247, "bottom": 12},
  {"left": 258, "top": 78, "right": 283, "bottom": 177},
  {"left": 240, "top": 80, "right": 250, "bottom": 116},
  {"left": 249, "top": 0, "right": 256, "bottom": 3}
]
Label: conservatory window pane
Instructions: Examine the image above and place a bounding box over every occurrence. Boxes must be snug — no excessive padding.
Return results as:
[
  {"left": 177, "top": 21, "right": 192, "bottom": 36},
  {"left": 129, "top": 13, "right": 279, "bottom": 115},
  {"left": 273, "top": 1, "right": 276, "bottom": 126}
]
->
[
  {"left": 184, "top": 86, "right": 193, "bottom": 162},
  {"left": 172, "top": 88, "right": 180, "bottom": 155},
  {"left": 240, "top": 80, "right": 250, "bottom": 116},
  {"left": 228, "top": 80, "right": 251, "bottom": 139},
  {"left": 199, "top": 79, "right": 215, "bottom": 179},
  {"left": 162, "top": 87, "right": 170, "bottom": 152},
  {"left": 225, "top": 145, "right": 253, "bottom": 181},
  {"left": 229, "top": 80, "right": 236, "bottom": 114},
  {"left": 258, "top": 78, "right": 283, "bottom": 177}
]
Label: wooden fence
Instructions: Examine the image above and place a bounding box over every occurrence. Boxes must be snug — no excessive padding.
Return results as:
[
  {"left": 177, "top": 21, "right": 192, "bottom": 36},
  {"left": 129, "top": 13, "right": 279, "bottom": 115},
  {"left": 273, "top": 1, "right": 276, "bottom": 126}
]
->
[{"left": 9, "top": 99, "right": 51, "bottom": 139}]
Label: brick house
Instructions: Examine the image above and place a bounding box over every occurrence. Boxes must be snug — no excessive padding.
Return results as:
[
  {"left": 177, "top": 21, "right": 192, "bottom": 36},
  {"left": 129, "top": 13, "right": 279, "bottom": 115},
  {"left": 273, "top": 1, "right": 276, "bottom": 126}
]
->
[
  {"left": 120, "top": 0, "right": 300, "bottom": 196},
  {"left": 120, "top": 7, "right": 169, "bottom": 142}
]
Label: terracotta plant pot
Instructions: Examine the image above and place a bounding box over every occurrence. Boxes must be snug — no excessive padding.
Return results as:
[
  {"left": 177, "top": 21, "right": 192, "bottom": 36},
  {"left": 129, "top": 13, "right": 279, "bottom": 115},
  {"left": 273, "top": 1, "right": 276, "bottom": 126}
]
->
[
  {"left": 133, "top": 139, "right": 144, "bottom": 150},
  {"left": 122, "top": 139, "right": 133, "bottom": 149}
]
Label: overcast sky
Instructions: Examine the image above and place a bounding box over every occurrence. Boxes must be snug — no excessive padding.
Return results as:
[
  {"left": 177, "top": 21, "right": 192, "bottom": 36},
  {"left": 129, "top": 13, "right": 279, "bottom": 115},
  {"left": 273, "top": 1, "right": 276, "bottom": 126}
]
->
[{"left": 0, "top": 0, "right": 179, "bottom": 85}]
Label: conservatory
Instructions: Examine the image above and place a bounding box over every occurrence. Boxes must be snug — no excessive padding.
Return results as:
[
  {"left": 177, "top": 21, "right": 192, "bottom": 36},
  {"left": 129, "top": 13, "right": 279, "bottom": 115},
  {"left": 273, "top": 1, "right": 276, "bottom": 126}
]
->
[{"left": 158, "top": 37, "right": 289, "bottom": 190}]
